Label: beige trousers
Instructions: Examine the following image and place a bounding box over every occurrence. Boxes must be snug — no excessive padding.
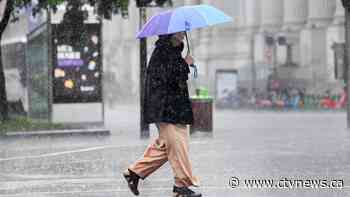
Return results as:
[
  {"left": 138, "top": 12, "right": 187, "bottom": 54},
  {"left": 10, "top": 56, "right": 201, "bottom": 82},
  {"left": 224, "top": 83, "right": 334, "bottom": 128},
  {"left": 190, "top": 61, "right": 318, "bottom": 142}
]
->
[{"left": 128, "top": 123, "right": 199, "bottom": 187}]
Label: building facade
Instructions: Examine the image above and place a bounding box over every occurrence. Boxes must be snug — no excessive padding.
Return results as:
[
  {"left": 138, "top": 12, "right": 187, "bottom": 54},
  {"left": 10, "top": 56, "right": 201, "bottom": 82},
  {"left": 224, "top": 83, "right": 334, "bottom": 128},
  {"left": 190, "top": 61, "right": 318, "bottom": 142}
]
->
[
  {"left": 186, "top": 0, "right": 345, "bottom": 97},
  {"left": 2, "top": 0, "right": 346, "bottom": 108},
  {"left": 107, "top": 0, "right": 346, "bottom": 103}
]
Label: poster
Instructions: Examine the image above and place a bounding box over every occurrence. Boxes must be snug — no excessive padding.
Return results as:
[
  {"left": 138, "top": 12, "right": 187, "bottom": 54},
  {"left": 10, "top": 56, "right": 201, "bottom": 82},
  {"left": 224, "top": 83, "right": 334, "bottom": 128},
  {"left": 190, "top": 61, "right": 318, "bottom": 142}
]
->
[
  {"left": 216, "top": 70, "right": 238, "bottom": 101},
  {"left": 52, "top": 23, "right": 102, "bottom": 103}
]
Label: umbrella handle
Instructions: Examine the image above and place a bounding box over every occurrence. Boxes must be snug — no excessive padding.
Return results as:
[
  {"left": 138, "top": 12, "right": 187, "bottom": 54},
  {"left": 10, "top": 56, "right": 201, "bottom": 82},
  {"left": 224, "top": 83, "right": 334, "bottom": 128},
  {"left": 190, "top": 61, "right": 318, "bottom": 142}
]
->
[
  {"left": 185, "top": 32, "right": 191, "bottom": 55},
  {"left": 185, "top": 32, "right": 198, "bottom": 79}
]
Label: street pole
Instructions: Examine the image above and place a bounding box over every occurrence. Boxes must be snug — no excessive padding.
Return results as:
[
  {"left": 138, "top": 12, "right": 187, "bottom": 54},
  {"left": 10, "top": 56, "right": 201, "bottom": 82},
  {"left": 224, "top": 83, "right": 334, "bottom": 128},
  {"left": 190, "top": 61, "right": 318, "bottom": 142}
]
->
[
  {"left": 139, "top": 7, "right": 150, "bottom": 138},
  {"left": 344, "top": 7, "right": 350, "bottom": 129},
  {"left": 47, "top": 8, "right": 53, "bottom": 123},
  {"left": 251, "top": 34, "right": 257, "bottom": 95},
  {"left": 272, "top": 35, "right": 278, "bottom": 79}
]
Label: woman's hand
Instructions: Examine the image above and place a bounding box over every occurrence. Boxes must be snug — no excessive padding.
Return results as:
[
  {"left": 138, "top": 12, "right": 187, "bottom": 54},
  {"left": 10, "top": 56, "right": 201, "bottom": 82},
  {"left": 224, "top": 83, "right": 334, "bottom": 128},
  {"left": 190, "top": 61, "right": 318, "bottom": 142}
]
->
[{"left": 185, "top": 54, "right": 194, "bottom": 65}]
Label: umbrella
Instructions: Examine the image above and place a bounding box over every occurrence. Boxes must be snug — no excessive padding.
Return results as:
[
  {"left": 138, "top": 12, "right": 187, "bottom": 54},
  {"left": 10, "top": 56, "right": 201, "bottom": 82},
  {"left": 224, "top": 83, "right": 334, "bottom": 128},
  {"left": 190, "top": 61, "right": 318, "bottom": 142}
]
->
[
  {"left": 136, "top": 4, "right": 232, "bottom": 53},
  {"left": 137, "top": 4, "right": 232, "bottom": 78}
]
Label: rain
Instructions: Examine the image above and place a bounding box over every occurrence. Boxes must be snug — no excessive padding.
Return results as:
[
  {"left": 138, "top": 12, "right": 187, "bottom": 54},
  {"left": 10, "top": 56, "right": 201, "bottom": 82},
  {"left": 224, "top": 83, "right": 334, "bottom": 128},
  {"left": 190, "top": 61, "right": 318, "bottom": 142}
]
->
[{"left": 0, "top": 0, "right": 350, "bottom": 197}]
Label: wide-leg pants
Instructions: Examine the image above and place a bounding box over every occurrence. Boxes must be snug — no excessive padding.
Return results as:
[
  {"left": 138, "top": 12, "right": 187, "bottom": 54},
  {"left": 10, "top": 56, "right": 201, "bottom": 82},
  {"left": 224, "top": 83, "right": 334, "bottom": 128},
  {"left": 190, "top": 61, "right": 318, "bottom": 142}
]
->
[{"left": 128, "top": 123, "right": 199, "bottom": 187}]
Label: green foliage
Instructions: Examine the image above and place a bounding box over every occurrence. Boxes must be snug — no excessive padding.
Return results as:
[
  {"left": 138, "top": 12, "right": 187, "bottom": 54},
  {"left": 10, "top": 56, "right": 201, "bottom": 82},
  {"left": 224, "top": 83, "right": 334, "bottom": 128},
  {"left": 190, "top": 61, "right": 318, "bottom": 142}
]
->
[
  {"left": 92, "top": 0, "right": 130, "bottom": 19},
  {"left": 0, "top": 117, "right": 65, "bottom": 133},
  {"left": 10, "top": 0, "right": 130, "bottom": 20}
]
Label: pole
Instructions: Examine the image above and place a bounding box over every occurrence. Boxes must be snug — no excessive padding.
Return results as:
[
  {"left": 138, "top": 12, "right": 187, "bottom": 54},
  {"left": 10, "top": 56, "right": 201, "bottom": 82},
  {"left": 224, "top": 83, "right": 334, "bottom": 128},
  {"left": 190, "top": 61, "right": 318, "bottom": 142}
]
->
[
  {"left": 47, "top": 8, "right": 53, "bottom": 123},
  {"left": 345, "top": 7, "right": 350, "bottom": 129},
  {"left": 185, "top": 32, "right": 190, "bottom": 55},
  {"left": 139, "top": 7, "right": 150, "bottom": 138},
  {"left": 251, "top": 34, "right": 257, "bottom": 95},
  {"left": 273, "top": 35, "right": 277, "bottom": 74}
]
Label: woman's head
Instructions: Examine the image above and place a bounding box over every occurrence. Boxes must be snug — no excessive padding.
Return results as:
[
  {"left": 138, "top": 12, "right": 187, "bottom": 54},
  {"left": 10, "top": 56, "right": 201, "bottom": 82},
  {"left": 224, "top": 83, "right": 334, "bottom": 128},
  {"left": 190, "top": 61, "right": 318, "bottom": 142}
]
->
[
  {"left": 158, "top": 33, "right": 173, "bottom": 40},
  {"left": 158, "top": 32, "right": 186, "bottom": 46},
  {"left": 172, "top": 32, "right": 185, "bottom": 43},
  {"left": 171, "top": 32, "right": 185, "bottom": 46}
]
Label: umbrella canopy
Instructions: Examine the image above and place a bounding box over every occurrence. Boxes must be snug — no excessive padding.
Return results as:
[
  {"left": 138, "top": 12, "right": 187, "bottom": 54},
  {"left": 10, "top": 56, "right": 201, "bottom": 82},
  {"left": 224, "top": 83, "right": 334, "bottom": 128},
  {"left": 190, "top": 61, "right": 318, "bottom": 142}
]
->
[{"left": 136, "top": 4, "right": 233, "bottom": 38}]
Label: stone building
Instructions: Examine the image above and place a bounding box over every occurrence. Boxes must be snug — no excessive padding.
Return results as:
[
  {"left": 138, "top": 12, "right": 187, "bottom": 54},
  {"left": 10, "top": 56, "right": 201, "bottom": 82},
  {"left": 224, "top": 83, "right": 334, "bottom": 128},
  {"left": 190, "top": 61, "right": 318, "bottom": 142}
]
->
[
  {"left": 1, "top": 0, "right": 346, "bottom": 109},
  {"left": 105, "top": 0, "right": 345, "bottom": 104},
  {"left": 188, "top": 0, "right": 344, "bottom": 97}
]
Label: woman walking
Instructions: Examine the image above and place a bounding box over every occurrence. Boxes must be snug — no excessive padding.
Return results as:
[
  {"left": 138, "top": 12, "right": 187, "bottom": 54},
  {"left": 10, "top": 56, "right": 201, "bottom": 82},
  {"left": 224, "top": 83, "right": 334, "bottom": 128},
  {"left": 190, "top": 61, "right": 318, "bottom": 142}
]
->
[{"left": 123, "top": 32, "right": 201, "bottom": 197}]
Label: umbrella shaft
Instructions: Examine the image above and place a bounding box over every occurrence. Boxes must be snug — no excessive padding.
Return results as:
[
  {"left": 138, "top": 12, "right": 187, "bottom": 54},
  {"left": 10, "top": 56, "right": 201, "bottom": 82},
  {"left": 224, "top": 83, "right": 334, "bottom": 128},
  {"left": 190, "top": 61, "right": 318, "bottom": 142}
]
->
[{"left": 185, "top": 32, "right": 191, "bottom": 55}]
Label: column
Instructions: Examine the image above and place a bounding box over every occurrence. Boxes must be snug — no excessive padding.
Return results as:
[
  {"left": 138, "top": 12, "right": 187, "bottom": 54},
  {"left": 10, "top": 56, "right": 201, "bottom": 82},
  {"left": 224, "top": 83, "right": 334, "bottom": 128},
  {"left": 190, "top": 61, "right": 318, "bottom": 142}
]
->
[
  {"left": 277, "top": 0, "right": 308, "bottom": 68},
  {"left": 258, "top": 0, "right": 283, "bottom": 80},
  {"left": 253, "top": 0, "right": 283, "bottom": 88},
  {"left": 260, "top": 0, "right": 283, "bottom": 32},
  {"left": 326, "top": 0, "right": 345, "bottom": 83},
  {"left": 283, "top": 0, "right": 308, "bottom": 31},
  {"left": 300, "top": 0, "right": 337, "bottom": 93},
  {"left": 245, "top": 0, "right": 260, "bottom": 30},
  {"left": 333, "top": 0, "right": 345, "bottom": 25},
  {"left": 307, "top": 0, "right": 336, "bottom": 27}
]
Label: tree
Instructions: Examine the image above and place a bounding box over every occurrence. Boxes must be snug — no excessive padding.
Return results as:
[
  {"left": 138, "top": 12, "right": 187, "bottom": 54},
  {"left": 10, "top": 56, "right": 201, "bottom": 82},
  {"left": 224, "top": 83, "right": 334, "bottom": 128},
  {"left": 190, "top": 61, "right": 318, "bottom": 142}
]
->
[{"left": 0, "top": 0, "right": 129, "bottom": 121}]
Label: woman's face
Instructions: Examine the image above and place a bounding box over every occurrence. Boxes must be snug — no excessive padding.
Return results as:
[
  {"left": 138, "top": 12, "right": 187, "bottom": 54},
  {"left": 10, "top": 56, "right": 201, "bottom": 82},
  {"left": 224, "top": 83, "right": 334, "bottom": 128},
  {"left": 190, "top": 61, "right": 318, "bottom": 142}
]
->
[{"left": 172, "top": 32, "right": 185, "bottom": 45}]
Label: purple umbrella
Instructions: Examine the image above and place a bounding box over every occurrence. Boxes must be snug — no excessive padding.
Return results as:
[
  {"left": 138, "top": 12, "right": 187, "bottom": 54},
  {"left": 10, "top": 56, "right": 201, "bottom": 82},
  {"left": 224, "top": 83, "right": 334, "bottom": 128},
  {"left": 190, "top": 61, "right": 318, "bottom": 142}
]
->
[{"left": 137, "top": 4, "right": 232, "bottom": 53}]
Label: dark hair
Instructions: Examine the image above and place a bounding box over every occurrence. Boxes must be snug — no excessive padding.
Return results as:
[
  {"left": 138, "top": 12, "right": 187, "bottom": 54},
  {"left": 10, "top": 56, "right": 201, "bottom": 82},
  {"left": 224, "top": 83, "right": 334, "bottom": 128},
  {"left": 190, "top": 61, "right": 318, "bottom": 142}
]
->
[{"left": 158, "top": 33, "right": 174, "bottom": 40}]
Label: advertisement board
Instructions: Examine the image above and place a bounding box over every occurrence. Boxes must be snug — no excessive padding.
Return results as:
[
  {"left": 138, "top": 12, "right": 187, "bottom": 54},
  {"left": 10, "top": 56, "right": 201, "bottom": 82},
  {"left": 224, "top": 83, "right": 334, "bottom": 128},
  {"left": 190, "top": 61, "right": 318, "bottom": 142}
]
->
[
  {"left": 52, "top": 23, "right": 102, "bottom": 103},
  {"left": 216, "top": 70, "right": 238, "bottom": 101}
]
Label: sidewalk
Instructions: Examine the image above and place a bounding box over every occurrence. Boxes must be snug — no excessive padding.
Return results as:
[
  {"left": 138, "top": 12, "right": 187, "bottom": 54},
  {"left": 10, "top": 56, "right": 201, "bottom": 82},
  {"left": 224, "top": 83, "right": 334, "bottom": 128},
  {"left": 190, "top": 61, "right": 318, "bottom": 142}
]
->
[
  {"left": 4, "top": 128, "right": 110, "bottom": 137},
  {"left": 1, "top": 105, "right": 350, "bottom": 196}
]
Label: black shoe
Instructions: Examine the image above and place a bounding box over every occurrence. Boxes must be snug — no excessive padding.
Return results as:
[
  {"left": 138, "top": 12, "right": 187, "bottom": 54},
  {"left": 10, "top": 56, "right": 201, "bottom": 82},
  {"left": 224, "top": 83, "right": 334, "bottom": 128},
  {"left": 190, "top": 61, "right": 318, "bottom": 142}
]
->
[
  {"left": 123, "top": 169, "right": 140, "bottom": 196},
  {"left": 173, "top": 185, "right": 202, "bottom": 197}
]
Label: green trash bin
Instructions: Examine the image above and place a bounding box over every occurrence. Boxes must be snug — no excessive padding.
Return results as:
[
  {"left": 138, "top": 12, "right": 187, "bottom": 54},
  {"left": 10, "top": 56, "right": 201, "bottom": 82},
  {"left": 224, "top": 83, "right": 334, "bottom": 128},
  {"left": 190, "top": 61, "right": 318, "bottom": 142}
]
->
[{"left": 190, "top": 88, "right": 213, "bottom": 132}]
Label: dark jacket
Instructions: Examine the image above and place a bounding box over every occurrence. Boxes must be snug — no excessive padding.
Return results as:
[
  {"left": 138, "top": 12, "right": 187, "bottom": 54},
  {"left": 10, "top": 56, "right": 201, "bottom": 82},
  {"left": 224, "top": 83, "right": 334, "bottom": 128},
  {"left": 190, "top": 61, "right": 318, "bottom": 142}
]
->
[{"left": 143, "top": 36, "right": 193, "bottom": 125}]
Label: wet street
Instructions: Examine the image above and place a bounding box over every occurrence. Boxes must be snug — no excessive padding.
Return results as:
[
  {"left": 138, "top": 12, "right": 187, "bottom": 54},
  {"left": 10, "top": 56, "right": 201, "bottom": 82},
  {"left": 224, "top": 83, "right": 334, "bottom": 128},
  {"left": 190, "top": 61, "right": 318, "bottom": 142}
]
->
[{"left": 1, "top": 106, "right": 350, "bottom": 197}]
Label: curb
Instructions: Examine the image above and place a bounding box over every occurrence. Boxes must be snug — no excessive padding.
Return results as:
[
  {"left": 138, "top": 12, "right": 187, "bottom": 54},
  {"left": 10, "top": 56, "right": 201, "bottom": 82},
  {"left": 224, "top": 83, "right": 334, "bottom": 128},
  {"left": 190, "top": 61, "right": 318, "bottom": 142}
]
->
[{"left": 4, "top": 128, "right": 110, "bottom": 137}]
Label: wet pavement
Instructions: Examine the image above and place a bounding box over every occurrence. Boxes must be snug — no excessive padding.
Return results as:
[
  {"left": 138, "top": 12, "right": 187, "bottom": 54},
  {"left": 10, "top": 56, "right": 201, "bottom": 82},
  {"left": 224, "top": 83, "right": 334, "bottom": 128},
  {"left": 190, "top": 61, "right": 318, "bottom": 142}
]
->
[{"left": 1, "top": 105, "right": 350, "bottom": 196}]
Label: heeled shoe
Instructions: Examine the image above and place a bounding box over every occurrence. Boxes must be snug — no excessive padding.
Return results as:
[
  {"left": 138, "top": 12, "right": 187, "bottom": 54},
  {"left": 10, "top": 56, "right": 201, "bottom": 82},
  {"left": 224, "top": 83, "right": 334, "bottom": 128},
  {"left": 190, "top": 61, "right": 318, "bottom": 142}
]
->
[
  {"left": 173, "top": 185, "right": 202, "bottom": 197},
  {"left": 123, "top": 169, "right": 140, "bottom": 196}
]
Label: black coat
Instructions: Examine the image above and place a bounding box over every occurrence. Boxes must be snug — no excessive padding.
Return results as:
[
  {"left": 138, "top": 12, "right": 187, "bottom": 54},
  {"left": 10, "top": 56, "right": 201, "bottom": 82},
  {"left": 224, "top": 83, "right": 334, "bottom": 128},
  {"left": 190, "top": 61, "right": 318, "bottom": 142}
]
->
[{"left": 143, "top": 37, "right": 193, "bottom": 125}]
